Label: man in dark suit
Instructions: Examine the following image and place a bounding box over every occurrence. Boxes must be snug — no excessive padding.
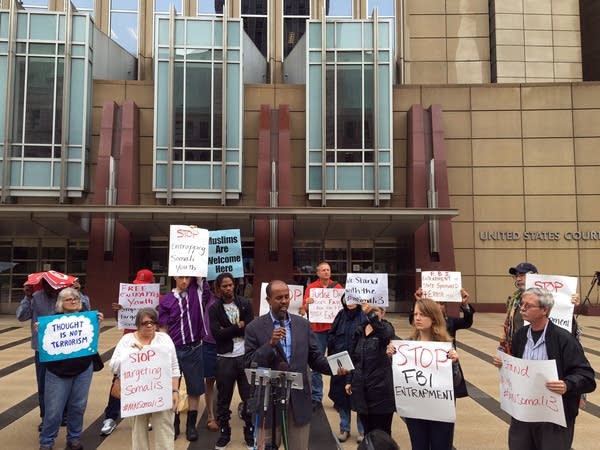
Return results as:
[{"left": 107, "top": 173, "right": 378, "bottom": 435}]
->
[{"left": 245, "top": 279, "right": 341, "bottom": 450}]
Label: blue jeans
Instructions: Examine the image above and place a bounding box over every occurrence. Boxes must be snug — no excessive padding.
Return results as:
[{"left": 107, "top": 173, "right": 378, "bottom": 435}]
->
[
  {"left": 339, "top": 407, "right": 364, "bottom": 434},
  {"left": 40, "top": 364, "right": 93, "bottom": 447},
  {"left": 35, "top": 351, "right": 46, "bottom": 418},
  {"left": 311, "top": 331, "right": 328, "bottom": 402}
]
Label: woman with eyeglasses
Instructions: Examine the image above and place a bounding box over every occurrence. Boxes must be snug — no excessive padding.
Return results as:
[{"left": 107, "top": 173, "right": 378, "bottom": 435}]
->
[
  {"left": 404, "top": 298, "right": 462, "bottom": 450},
  {"left": 38, "top": 287, "right": 103, "bottom": 450},
  {"left": 109, "top": 307, "right": 180, "bottom": 450}
]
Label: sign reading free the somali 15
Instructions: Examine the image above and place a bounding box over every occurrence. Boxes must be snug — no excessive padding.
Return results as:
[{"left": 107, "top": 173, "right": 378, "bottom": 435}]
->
[{"left": 38, "top": 311, "right": 99, "bottom": 362}]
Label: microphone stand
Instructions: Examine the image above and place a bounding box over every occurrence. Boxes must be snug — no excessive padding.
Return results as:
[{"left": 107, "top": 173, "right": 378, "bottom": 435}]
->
[{"left": 578, "top": 271, "right": 599, "bottom": 316}]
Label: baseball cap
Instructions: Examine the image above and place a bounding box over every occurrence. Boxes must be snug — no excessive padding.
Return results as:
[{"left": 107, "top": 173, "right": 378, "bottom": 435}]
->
[
  {"left": 133, "top": 269, "right": 155, "bottom": 284},
  {"left": 508, "top": 262, "right": 538, "bottom": 275}
]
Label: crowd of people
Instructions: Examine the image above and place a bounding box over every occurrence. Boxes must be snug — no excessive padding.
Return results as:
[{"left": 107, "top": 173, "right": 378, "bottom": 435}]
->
[{"left": 15, "top": 259, "right": 596, "bottom": 450}]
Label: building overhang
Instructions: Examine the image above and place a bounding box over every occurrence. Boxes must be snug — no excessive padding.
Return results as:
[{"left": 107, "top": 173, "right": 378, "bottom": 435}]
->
[{"left": 0, "top": 205, "right": 459, "bottom": 241}]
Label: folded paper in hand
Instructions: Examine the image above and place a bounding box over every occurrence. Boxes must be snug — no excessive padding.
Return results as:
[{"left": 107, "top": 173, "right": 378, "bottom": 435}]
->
[{"left": 327, "top": 350, "right": 355, "bottom": 373}]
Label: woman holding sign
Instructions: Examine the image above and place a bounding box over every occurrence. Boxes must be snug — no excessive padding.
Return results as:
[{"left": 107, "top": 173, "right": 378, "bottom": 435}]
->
[
  {"left": 345, "top": 302, "right": 396, "bottom": 437},
  {"left": 405, "top": 298, "right": 461, "bottom": 450},
  {"left": 38, "top": 288, "right": 102, "bottom": 450},
  {"left": 109, "top": 308, "right": 181, "bottom": 450}
]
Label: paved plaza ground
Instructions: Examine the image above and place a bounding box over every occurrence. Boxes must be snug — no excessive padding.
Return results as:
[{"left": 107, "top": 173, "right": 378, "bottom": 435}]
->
[{"left": 1, "top": 312, "right": 599, "bottom": 450}]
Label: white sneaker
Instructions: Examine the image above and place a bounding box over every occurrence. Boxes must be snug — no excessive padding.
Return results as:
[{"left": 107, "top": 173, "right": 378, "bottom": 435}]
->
[
  {"left": 148, "top": 421, "right": 152, "bottom": 431},
  {"left": 100, "top": 418, "right": 117, "bottom": 436}
]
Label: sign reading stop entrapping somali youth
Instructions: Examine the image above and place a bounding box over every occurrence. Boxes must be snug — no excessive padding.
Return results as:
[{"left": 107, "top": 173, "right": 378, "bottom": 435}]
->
[
  {"left": 496, "top": 350, "right": 566, "bottom": 427},
  {"left": 307, "top": 288, "right": 345, "bottom": 324},
  {"left": 38, "top": 311, "right": 99, "bottom": 362},
  {"left": 421, "top": 271, "right": 462, "bottom": 302},
  {"left": 392, "top": 340, "right": 456, "bottom": 423},
  {"left": 168, "top": 225, "right": 209, "bottom": 277},
  {"left": 207, "top": 229, "right": 244, "bottom": 280},
  {"left": 117, "top": 283, "right": 161, "bottom": 330},
  {"left": 120, "top": 347, "right": 173, "bottom": 418},
  {"left": 525, "top": 274, "right": 576, "bottom": 333},
  {"left": 344, "top": 273, "right": 388, "bottom": 306}
]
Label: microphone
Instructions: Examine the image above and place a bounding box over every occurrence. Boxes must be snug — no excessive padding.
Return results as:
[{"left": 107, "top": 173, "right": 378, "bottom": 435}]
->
[{"left": 276, "top": 311, "right": 288, "bottom": 364}]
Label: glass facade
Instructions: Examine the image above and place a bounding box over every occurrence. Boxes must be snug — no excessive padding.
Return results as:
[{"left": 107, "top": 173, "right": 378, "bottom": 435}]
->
[
  {"left": 0, "top": 11, "right": 92, "bottom": 195},
  {"left": 306, "top": 19, "right": 393, "bottom": 194},
  {"left": 110, "top": 0, "right": 138, "bottom": 55},
  {"left": 326, "top": 0, "right": 353, "bottom": 18},
  {"left": 154, "top": 16, "right": 243, "bottom": 195},
  {"left": 72, "top": 0, "right": 95, "bottom": 17},
  {"left": 241, "top": 0, "right": 267, "bottom": 57},
  {"left": 283, "top": 0, "right": 309, "bottom": 58}
]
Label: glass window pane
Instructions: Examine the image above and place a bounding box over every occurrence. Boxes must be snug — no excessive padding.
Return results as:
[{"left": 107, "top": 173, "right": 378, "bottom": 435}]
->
[
  {"left": 337, "top": 65, "right": 362, "bottom": 149},
  {"left": 364, "top": 64, "right": 373, "bottom": 148},
  {"left": 336, "top": 22, "right": 362, "bottom": 48},
  {"left": 225, "top": 64, "right": 239, "bottom": 148},
  {"left": 30, "top": 14, "right": 56, "bottom": 40},
  {"left": 25, "top": 57, "right": 59, "bottom": 144},
  {"left": 284, "top": 0, "right": 309, "bottom": 15},
  {"left": 241, "top": 0, "right": 267, "bottom": 15},
  {"left": 187, "top": 21, "right": 213, "bottom": 46},
  {"left": 22, "top": 0, "right": 48, "bottom": 10},
  {"left": 23, "top": 161, "right": 52, "bottom": 186},
  {"left": 284, "top": 18, "right": 306, "bottom": 57},
  {"left": 155, "top": 0, "right": 182, "bottom": 14},
  {"left": 173, "top": 62, "right": 184, "bottom": 147},
  {"left": 185, "top": 63, "right": 212, "bottom": 148},
  {"left": 72, "top": 0, "right": 95, "bottom": 12},
  {"left": 308, "top": 65, "right": 322, "bottom": 149},
  {"left": 368, "top": 0, "right": 394, "bottom": 17},
  {"left": 243, "top": 17, "right": 267, "bottom": 57},
  {"left": 337, "top": 166, "right": 362, "bottom": 189},
  {"left": 198, "top": 0, "right": 224, "bottom": 15},
  {"left": 327, "top": 0, "right": 352, "bottom": 17},
  {"left": 111, "top": 0, "right": 138, "bottom": 11},
  {"left": 69, "top": 59, "right": 84, "bottom": 144},
  {"left": 110, "top": 12, "right": 138, "bottom": 55},
  {"left": 184, "top": 165, "right": 211, "bottom": 188}
]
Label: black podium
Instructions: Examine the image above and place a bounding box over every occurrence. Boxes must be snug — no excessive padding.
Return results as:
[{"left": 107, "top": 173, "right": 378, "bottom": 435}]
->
[{"left": 245, "top": 367, "right": 304, "bottom": 450}]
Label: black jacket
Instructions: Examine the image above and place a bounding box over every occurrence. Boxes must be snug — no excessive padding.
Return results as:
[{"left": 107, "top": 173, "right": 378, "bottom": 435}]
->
[
  {"left": 512, "top": 320, "right": 596, "bottom": 423},
  {"left": 209, "top": 295, "right": 254, "bottom": 355},
  {"left": 347, "top": 312, "right": 396, "bottom": 415}
]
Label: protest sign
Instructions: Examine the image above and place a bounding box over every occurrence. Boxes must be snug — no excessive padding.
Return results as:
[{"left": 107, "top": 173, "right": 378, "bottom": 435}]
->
[
  {"left": 168, "top": 225, "right": 209, "bottom": 277},
  {"left": 421, "top": 271, "right": 462, "bottom": 303},
  {"left": 496, "top": 350, "right": 566, "bottom": 427},
  {"left": 525, "top": 274, "right": 576, "bottom": 332},
  {"left": 392, "top": 340, "right": 456, "bottom": 422},
  {"left": 306, "top": 288, "right": 344, "bottom": 323},
  {"left": 120, "top": 347, "right": 173, "bottom": 418},
  {"left": 207, "top": 229, "right": 244, "bottom": 280},
  {"left": 259, "top": 283, "right": 304, "bottom": 316},
  {"left": 344, "top": 273, "right": 388, "bottom": 306},
  {"left": 38, "top": 311, "right": 99, "bottom": 362},
  {"left": 117, "top": 283, "right": 160, "bottom": 330}
]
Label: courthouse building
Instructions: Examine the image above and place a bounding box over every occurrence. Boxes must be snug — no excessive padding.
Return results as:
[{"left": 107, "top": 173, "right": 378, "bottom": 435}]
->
[{"left": 1, "top": 0, "right": 600, "bottom": 314}]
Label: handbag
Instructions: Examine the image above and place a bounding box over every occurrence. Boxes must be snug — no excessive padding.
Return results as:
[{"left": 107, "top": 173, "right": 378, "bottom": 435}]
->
[
  {"left": 92, "top": 353, "right": 104, "bottom": 372},
  {"left": 110, "top": 376, "right": 121, "bottom": 399}
]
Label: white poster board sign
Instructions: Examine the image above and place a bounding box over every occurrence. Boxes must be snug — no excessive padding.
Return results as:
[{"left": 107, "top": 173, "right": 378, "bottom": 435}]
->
[
  {"left": 421, "top": 271, "right": 462, "bottom": 303},
  {"left": 259, "top": 283, "right": 304, "bottom": 316},
  {"left": 120, "top": 347, "right": 173, "bottom": 418},
  {"left": 344, "top": 273, "right": 388, "bottom": 307},
  {"left": 525, "top": 274, "right": 576, "bottom": 332},
  {"left": 168, "top": 225, "right": 209, "bottom": 277},
  {"left": 392, "top": 340, "right": 456, "bottom": 423},
  {"left": 497, "top": 350, "right": 566, "bottom": 427},
  {"left": 306, "top": 288, "right": 345, "bottom": 324},
  {"left": 117, "top": 283, "right": 160, "bottom": 330}
]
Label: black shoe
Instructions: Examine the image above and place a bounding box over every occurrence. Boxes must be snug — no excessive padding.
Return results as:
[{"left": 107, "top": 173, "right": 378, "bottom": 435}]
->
[
  {"left": 173, "top": 413, "right": 180, "bottom": 440},
  {"left": 186, "top": 410, "right": 198, "bottom": 442},
  {"left": 243, "top": 424, "right": 254, "bottom": 447},
  {"left": 65, "top": 440, "right": 83, "bottom": 450},
  {"left": 215, "top": 425, "right": 231, "bottom": 450}
]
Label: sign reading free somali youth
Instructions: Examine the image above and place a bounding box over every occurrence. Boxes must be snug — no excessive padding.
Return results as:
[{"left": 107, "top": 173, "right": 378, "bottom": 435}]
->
[
  {"left": 117, "top": 283, "right": 161, "bottom": 330},
  {"left": 207, "top": 229, "right": 244, "bottom": 281},
  {"left": 38, "top": 311, "right": 99, "bottom": 363}
]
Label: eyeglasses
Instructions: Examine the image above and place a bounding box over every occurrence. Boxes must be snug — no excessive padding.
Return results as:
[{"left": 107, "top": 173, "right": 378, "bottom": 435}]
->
[
  {"left": 64, "top": 298, "right": 80, "bottom": 303},
  {"left": 141, "top": 320, "right": 157, "bottom": 327},
  {"left": 520, "top": 302, "right": 541, "bottom": 310}
]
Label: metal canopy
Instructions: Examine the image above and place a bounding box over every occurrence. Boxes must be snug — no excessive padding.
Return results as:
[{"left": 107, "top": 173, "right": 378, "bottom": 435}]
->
[{"left": 0, "top": 205, "right": 459, "bottom": 240}]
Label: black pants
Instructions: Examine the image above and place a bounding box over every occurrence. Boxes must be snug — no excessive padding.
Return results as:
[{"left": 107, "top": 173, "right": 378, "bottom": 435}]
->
[
  {"left": 216, "top": 355, "right": 251, "bottom": 425},
  {"left": 405, "top": 417, "right": 454, "bottom": 450},
  {"left": 104, "top": 375, "right": 120, "bottom": 420},
  {"left": 358, "top": 412, "right": 393, "bottom": 436},
  {"left": 508, "top": 418, "right": 575, "bottom": 450}
]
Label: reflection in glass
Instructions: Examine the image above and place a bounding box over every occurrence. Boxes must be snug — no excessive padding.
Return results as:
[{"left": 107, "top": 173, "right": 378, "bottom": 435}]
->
[
  {"left": 110, "top": 12, "right": 138, "bottom": 55},
  {"left": 111, "top": 0, "right": 138, "bottom": 11},
  {"left": 185, "top": 63, "right": 211, "bottom": 148},
  {"left": 368, "top": 0, "right": 394, "bottom": 16},
  {"left": 155, "top": 0, "right": 182, "bottom": 13},
  {"left": 326, "top": 0, "right": 352, "bottom": 17},
  {"left": 284, "top": 18, "right": 306, "bottom": 57},
  {"left": 241, "top": 0, "right": 267, "bottom": 15},
  {"left": 21, "top": 0, "right": 48, "bottom": 10},
  {"left": 243, "top": 17, "right": 267, "bottom": 57},
  {"left": 336, "top": 65, "right": 362, "bottom": 149},
  {"left": 198, "top": 0, "right": 224, "bottom": 14},
  {"left": 284, "top": 0, "right": 309, "bottom": 15}
]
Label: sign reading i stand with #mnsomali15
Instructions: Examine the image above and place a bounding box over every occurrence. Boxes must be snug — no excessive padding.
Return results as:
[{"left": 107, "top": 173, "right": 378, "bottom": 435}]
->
[
  {"left": 38, "top": 311, "right": 99, "bottom": 362},
  {"left": 207, "top": 229, "right": 244, "bottom": 281}
]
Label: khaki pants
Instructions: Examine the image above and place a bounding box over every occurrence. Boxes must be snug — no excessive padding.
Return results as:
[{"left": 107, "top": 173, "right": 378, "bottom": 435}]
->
[{"left": 131, "top": 409, "right": 174, "bottom": 450}]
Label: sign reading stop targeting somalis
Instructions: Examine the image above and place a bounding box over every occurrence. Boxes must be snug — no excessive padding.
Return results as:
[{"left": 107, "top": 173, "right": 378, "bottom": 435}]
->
[
  {"left": 120, "top": 347, "right": 173, "bottom": 418},
  {"left": 392, "top": 340, "right": 456, "bottom": 423},
  {"left": 168, "top": 225, "right": 209, "bottom": 277}
]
